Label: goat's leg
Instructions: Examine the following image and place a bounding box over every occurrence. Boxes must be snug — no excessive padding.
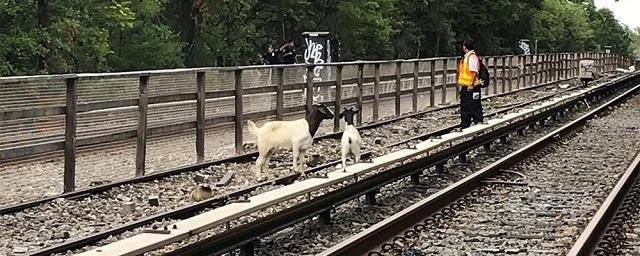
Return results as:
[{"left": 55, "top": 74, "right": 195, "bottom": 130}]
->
[
  {"left": 255, "top": 154, "right": 266, "bottom": 181},
  {"left": 298, "top": 149, "right": 307, "bottom": 175},
  {"left": 341, "top": 150, "right": 348, "bottom": 172},
  {"left": 354, "top": 146, "right": 361, "bottom": 163},
  {"left": 292, "top": 144, "right": 300, "bottom": 174}
]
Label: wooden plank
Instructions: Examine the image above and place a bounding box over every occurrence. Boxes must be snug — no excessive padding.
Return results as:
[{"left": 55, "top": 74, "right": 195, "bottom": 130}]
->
[
  {"left": 136, "top": 75, "right": 149, "bottom": 177},
  {"left": 373, "top": 63, "right": 381, "bottom": 122},
  {"left": 334, "top": 65, "right": 342, "bottom": 133},
  {"left": 429, "top": 60, "right": 435, "bottom": 107},
  {"left": 276, "top": 68, "right": 284, "bottom": 120},
  {"left": 306, "top": 66, "right": 314, "bottom": 116},
  {"left": 64, "top": 77, "right": 78, "bottom": 193},
  {"left": 206, "top": 90, "right": 236, "bottom": 99},
  {"left": 395, "top": 61, "right": 401, "bottom": 116},
  {"left": 441, "top": 59, "right": 448, "bottom": 105},
  {"left": 215, "top": 172, "right": 235, "bottom": 187},
  {"left": 412, "top": 61, "right": 419, "bottom": 112},
  {"left": 196, "top": 72, "right": 206, "bottom": 163},
  {"left": 357, "top": 64, "right": 364, "bottom": 126},
  {"left": 234, "top": 70, "right": 244, "bottom": 155}
]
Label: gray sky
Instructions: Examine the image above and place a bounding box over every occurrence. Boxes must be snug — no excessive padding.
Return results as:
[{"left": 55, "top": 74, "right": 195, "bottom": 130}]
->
[{"left": 594, "top": 0, "right": 640, "bottom": 29}]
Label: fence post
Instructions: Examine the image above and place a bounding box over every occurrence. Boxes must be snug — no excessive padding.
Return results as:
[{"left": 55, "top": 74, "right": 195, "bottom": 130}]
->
[
  {"left": 395, "top": 61, "right": 402, "bottom": 116},
  {"left": 64, "top": 76, "right": 78, "bottom": 193},
  {"left": 528, "top": 55, "right": 534, "bottom": 86},
  {"left": 508, "top": 56, "right": 513, "bottom": 92},
  {"left": 412, "top": 60, "right": 419, "bottom": 113},
  {"left": 536, "top": 54, "right": 542, "bottom": 84},
  {"left": 537, "top": 54, "right": 543, "bottom": 84},
  {"left": 234, "top": 69, "right": 244, "bottom": 155},
  {"left": 373, "top": 63, "right": 380, "bottom": 122},
  {"left": 429, "top": 60, "right": 435, "bottom": 107},
  {"left": 556, "top": 54, "right": 560, "bottom": 81},
  {"left": 276, "top": 68, "right": 284, "bottom": 120},
  {"left": 441, "top": 58, "right": 448, "bottom": 105},
  {"left": 357, "top": 63, "right": 364, "bottom": 125},
  {"left": 542, "top": 54, "right": 548, "bottom": 83},
  {"left": 135, "top": 75, "right": 149, "bottom": 177},
  {"left": 492, "top": 57, "right": 499, "bottom": 94},
  {"left": 519, "top": 55, "right": 527, "bottom": 88},
  {"left": 564, "top": 53, "right": 569, "bottom": 79},
  {"left": 196, "top": 71, "right": 206, "bottom": 163},
  {"left": 501, "top": 56, "right": 507, "bottom": 93},
  {"left": 306, "top": 66, "right": 314, "bottom": 115},
  {"left": 334, "top": 65, "right": 343, "bottom": 132}
]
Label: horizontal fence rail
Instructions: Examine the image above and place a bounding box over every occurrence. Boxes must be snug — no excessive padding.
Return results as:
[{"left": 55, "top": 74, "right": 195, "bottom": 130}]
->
[{"left": 0, "top": 52, "right": 631, "bottom": 192}]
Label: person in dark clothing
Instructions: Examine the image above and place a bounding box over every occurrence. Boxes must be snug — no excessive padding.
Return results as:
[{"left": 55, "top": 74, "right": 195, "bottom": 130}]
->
[
  {"left": 280, "top": 40, "right": 296, "bottom": 64},
  {"left": 456, "top": 39, "right": 484, "bottom": 129},
  {"left": 261, "top": 45, "right": 280, "bottom": 65}
]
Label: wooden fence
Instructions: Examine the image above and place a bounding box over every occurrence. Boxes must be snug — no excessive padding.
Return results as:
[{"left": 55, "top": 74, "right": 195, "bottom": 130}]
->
[{"left": 0, "top": 52, "right": 632, "bottom": 192}]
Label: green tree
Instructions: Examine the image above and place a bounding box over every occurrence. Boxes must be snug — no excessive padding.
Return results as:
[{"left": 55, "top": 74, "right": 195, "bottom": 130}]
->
[{"left": 530, "top": 0, "right": 593, "bottom": 52}]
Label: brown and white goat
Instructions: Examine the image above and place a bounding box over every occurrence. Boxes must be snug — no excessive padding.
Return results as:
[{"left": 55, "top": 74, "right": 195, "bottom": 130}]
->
[{"left": 247, "top": 103, "right": 334, "bottom": 180}]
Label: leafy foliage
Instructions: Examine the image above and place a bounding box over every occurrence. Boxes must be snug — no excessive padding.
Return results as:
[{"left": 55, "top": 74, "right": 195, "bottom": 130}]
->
[{"left": 0, "top": 0, "right": 637, "bottom": 76}]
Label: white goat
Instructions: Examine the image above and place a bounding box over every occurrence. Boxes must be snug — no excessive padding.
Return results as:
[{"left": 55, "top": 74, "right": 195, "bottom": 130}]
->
[
  {"left": 339, "top": 107, "right": 362, "bottom": 171},
  {"left": 247, "top": 103, "right": 334, "bottom": 180}
]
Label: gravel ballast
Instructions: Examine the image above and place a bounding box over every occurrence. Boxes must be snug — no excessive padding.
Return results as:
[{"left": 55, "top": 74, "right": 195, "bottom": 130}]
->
[{"left": 0, "top": 79, "right": 609, "bottom": 256}]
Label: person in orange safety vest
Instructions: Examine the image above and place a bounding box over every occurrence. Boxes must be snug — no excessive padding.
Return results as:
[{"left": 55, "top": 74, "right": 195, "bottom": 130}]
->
[{"left": 457, "top": 38, "right": 484, "bottom": 129}]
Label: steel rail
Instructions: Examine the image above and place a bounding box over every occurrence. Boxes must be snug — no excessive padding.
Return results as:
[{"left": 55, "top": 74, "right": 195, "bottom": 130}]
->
[
  {"left": 165, "top": 74, "right": 640, "bottom": 256},
  {"left": 0, "top": 76, "right": 577, "bottom": 216},
  {"left": 567, "top": 150, "right": 640, "bottom": 256},
  {"left": 25, "top": 78, "right": 593, "bottom": 256},
  {"left": 317, "top": 78, "right": 640, "bottom": 256}
]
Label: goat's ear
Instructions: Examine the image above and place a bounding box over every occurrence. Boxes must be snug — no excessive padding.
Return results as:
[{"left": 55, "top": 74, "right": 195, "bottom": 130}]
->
[
  {"left": 339, "top": 112, "right": 345, "bottom": 118},
  {"left": 354, "top": 109, "right": 360, "bottom": 114}
]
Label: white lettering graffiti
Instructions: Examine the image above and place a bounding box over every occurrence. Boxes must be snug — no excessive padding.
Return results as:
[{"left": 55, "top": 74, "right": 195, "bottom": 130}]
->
[
  {"left": 519, "top": 41, "right": 531, "bottom": 55},
  {"left": 304, "top": 38, "right": 325, "bottom": 81}
]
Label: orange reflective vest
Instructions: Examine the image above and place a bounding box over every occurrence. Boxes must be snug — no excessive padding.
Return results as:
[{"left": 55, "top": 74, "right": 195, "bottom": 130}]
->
[{"left": 457, "top": 53, "right": 481, "bottom": 87}]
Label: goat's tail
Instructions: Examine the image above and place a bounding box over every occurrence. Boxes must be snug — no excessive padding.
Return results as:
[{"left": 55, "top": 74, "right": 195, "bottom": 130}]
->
[{"left": 247, "top": 120, "right": 259, "bottom": 137}]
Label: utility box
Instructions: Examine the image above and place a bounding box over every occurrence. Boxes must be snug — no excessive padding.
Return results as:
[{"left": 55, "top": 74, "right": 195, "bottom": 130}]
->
[{"left": 579, "top": 59, "right": 596, "bottom": 86}]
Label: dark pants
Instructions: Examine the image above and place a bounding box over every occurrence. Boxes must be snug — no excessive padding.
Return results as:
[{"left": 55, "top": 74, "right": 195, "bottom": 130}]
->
[{"left": 459, "top": 87, "right": 483, "bottom": 128}]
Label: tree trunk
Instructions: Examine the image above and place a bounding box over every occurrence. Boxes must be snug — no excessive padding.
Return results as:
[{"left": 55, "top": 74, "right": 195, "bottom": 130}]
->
[
  {"left": 181, "top": 0, "right": 196, "bottom": 67},
  {"left": 37, "top": 0, "right": 50, "bottom": 71},
  {"left": 435, "top": 32, "right": 441, "bottom": 57}
]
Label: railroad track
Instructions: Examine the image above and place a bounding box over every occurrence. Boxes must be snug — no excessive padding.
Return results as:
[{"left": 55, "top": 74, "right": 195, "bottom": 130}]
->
[
  {"left": 568, "top": 148, "right": 640, "bottom": 255},
  {"left": 68, "top": 73, "right": 640, "bottom": 256},
  {"left": 317, "top": 74, "right": 640, "bottom": 256},
  {"left": 0, "top": 76, "right": 595, "bottom": 256}
]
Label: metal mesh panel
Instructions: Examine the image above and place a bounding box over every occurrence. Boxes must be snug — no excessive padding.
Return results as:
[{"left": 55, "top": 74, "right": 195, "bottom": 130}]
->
[
  {"left": 206, "top": 69, "right": 235, "bottom": 92},
  {"left": 148, "top": 71, "right": 197, "bottom": 97},
  {"left": 77, "top": 75, "right": 138, "bottom": 104},
  {"left": 0, "top": 77, "right": 66, "bottom": 111}
]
